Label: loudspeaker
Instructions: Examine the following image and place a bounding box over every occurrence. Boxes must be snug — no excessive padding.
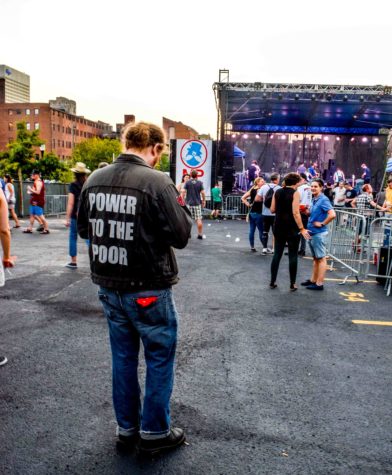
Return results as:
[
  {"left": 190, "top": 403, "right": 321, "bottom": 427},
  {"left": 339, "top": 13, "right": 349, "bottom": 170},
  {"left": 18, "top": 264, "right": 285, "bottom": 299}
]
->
[
  {"left": 222, "top": 166, "right": 235, "bottom": 195},
  {"left": 376, "top": 247, "right": 392, "bottom": 285}
]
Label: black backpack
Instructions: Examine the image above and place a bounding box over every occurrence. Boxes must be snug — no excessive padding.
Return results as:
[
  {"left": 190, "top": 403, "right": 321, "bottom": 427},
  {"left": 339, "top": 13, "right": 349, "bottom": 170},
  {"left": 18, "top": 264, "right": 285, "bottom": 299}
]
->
[{"left": 263, "top": 185, "right": 275, "bottom": 208}]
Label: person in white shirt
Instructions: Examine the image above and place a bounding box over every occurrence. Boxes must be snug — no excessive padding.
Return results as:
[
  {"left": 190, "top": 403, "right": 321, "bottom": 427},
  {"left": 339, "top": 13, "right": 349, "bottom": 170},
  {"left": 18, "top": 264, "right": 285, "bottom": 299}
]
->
[
  {"left": 255, "top": 173, "right": 281, "bottom": 254},
  {"left": 332, "top": 181, "right": 346, "bottom": 208},
  {"left": 333, "top": 167, "right": 345, "bottom": 184},
  {"left": 297, "top": 173, "right": 312, "bottom": 256}
]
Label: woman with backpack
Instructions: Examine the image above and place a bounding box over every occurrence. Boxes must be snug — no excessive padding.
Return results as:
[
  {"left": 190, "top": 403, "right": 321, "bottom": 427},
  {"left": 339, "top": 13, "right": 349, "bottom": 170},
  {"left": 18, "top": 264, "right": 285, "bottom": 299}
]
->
[{"left": 241, "top": 176, "right": 264, "bottom": 252}]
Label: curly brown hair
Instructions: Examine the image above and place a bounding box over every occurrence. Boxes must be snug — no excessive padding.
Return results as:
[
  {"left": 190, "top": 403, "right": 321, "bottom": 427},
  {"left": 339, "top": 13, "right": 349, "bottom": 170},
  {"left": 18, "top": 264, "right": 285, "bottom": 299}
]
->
[{"left": 123, "top": 122, "right": 165, "bottom": 153}]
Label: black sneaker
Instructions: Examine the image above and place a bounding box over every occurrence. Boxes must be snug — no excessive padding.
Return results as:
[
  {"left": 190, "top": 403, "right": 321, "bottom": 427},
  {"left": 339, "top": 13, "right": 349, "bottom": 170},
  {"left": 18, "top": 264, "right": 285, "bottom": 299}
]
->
[
  {"left": 0, "top": 356, "right": 8, "bottom": 366},
  {"left": 65, "top": 262, "right": 77, "bottom": 269},
  {"left": 36, "top": 225, "right": 44, "bottom": 232},
  {"left": 306, "top": 283, "right": 324, "bottom": 291},
  {"left": 197, "top": 235, "right": 203, "bottom": 240},
  {"left": 116, "top": 433, "right": 140, "bottom": 453},
  {"left": 298, "top": 250, "right": 306, "bottom": 257},
  {"left": 139, "top": 427, "right": 186, "bottom": 455},
  {"left": 301, "top": 279, "right": 314, "bottom": 286}
]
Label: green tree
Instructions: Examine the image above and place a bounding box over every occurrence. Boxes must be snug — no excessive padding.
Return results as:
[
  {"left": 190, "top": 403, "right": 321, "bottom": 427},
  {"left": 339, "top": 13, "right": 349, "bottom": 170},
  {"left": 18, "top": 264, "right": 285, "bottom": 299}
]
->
[
  {"left": 71, "top": 137, "right": 121, "bottom": 171},
  {"left": 35, "top": 152, "right": 68, "bottom": 181},
  {"left": 155, "top": 152, "right": 170, "bottom": 172},
  {"left": 6, "top": 122, "right": 44, "bottom": 178}
]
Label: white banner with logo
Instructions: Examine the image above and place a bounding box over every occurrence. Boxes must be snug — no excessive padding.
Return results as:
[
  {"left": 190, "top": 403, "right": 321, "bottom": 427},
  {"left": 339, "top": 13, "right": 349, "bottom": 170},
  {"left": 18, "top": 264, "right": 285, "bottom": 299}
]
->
[{"left": 175, "top": 139, "right": 212, "bottom": 197}]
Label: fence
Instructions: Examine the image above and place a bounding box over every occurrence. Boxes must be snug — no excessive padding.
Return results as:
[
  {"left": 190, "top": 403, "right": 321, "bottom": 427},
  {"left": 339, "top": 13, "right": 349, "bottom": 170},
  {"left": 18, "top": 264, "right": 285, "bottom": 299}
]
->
[
  {"left": 327, "top": 208, "right": 392, "bottom": 296},
  {"left": 12, "top": 181, "right": 68, "bottom": 217}
]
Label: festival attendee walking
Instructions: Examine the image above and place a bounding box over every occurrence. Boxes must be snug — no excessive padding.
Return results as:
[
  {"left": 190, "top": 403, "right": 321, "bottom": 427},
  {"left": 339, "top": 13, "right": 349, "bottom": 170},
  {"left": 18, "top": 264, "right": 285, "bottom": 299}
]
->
[
  {"left": 23, "top": 171, "right": 49, "bottom": 234},
  {"left": 182, "top": 169, "right": 206, "bottom": 240},
  {"left": 0, "top": 186, "right": 16, "bottom": 366},
  {"left": 269, "top": 173, "right": 309, "bottom": 291},
  {"left": 77, "top": 122, "right": 192, "bottom": 454},
  {"left": 332, "top": 181, "right": 346, "bottom": 208},
  {"left": 255, "top": 173, "right": 281, "bottom": 255},
  {"left": 297, "top": 173, "right": 312, "bottom": 256},
  {"left": 65, "top": 162, "right": 91, "bottom": 269},
  {"left": 241, "top": 177, "right": 264, "bottom": 252},
  {"left": 210, "top": 182, "right": 223, "bottom": 220},
  {"left": 4, "top": 175, "right": 20, "bottom": 228},
  {"left": 301, "top": 179, "right": 336, "bottom": 291},
  {"left": 176, "top": 173, "right": 190, "bottom": 194}
]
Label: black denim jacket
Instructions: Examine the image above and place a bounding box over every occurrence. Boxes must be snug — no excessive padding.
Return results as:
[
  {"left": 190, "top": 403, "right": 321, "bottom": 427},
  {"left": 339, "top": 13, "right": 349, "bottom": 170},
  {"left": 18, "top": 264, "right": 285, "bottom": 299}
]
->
[{"left": 77, "top": 154, "right": 192, "bottom": 291}]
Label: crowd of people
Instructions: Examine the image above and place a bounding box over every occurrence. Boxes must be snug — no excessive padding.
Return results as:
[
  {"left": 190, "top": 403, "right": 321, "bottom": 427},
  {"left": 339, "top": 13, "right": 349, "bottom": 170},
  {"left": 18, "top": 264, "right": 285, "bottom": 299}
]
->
[{"left": 1, "top": 123, "right": 392, "bottom": 458}]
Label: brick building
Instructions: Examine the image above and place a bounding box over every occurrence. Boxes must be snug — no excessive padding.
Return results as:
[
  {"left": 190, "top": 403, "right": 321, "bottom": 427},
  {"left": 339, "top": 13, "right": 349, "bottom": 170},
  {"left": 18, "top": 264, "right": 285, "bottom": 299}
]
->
[
  {"left": 162, "top": 117, "right": 199, "bottom": 140},
  {"left": 0, "top": 101, "right": 112, "bottom": 160}
]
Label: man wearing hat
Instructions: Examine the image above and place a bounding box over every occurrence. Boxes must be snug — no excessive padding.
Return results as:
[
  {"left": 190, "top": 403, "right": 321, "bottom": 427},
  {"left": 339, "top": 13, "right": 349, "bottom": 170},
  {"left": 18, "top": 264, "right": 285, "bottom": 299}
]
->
[
  {"left": 65, "top": 162, "right": 91, "bottom": 269},
  {"left": 23, "top": 170, "right": 49, "bottom": 234}
]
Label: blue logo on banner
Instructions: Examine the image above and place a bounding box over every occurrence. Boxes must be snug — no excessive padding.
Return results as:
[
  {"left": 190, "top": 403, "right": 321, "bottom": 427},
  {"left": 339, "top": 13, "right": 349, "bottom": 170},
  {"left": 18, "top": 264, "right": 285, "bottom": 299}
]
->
[
  {"left": 181, "top": 141, "right": 207, "bottom": 168},
  {"left": 5, "top": 68, "right": 12, "bottom": 76},
  {"left": 386, "top": 157, "right": 392, "bottom": 173}
]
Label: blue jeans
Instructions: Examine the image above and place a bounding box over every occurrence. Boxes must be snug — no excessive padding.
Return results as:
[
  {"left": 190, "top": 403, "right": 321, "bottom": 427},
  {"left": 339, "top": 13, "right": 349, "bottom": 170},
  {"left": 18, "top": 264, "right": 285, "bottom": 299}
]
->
[
  {"left": 69, "top": 218, "right": 78, "bottom": 257},
  {"left": 69, "top": 217, "right": 89, "bottom": 257},
  {"left": 249, "top": 212, "right": 263, "bottom": 248},
  {"left": 98, "top": 287, "right": 178, "bottom": 439}
]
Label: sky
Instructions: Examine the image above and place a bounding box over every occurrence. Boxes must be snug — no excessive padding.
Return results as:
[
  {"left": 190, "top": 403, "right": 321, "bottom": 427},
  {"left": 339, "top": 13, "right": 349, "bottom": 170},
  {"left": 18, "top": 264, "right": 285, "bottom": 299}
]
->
[{"left": 2, "top": 0, "right": 392, "bottom": 138}]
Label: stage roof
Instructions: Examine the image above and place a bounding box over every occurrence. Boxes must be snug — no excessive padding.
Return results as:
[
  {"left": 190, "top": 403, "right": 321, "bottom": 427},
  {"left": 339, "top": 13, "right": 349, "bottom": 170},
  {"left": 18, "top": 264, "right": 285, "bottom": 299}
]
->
[{"left": 213, "top": 82, "right": 392, "bottom": 135}]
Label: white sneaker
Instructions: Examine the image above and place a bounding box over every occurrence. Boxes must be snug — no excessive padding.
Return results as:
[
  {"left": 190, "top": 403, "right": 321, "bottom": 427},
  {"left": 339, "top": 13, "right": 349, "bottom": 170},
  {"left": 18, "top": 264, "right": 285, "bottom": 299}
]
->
[
  {"left": 262, "top": 248, "right": 268, "bottom": 255},
  {"left": 267, "top": 248, "right": 273, "bottom": 254}
]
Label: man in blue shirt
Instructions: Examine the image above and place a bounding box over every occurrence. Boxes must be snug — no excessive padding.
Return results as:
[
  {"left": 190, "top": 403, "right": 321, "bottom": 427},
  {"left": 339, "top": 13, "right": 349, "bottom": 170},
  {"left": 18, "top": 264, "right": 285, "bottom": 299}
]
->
[
  {"left": 361, "top": 163, "right": 371, "bottom": 184},
  {"left": 301, "top": 178, "right": 336, "bottom": 290}
]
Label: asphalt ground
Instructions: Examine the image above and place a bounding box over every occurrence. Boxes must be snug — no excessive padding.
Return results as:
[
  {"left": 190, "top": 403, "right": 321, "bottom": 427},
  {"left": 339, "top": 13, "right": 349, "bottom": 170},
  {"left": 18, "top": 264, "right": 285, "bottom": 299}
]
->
[{"left": 0, "top": 217, "right": 391, "bottom": 475}]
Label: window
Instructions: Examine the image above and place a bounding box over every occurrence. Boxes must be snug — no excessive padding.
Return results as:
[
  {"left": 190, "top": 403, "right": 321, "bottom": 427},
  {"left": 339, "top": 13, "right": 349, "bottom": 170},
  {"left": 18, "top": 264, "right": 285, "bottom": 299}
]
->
[
  {"left": 62, "top": 126, "right": 65, "bottom": 133},
  {"left": 57, "top": 124, "right": 60, "bottom": 132},
  {"left": 16, "top": 109, "right": 21, "bottom": 115},
  {"left": 8, "top": 123, "right": 13, "bottom": 131},
  {"left": 58, "top": 140, "right": 61, "bottom": 147},
  {"left": 34, "top": 108, "right": 39, "bottom": 115},
  {"left": 52, "top": 139, "right": 56, "bottom": 148},
  {"left": 26, "top": 123, "right": 31, "bottom": 130},
  {"left": 26, "top": 109, "right": 30, "bottom": 115},
  {"left": 8, "top": 137, "right": 13, "bottom": 144},
  {"left": 34, "top": 123, "right": 39, "bottom": 130},
  {"left": 52, "top": 124, "right": 56, "bottom": 131},
  {"left": 8, "top": 109, "right": 13, "bottom": 115}
]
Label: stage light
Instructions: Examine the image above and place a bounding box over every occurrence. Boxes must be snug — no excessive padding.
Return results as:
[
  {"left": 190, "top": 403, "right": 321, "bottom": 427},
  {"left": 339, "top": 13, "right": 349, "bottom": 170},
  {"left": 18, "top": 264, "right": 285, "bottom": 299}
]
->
[
  {"left": 343, "top": 95, "right": 348, "bottom": 102},
  {"left": 323, "top": 136, "right": 329, "bottom": 141},
  {"left": 311, "top": 94, "right": 316, "bottom": 101},
  {"left": 362, "top": 137, "right": 368, "bottom": 143},
  {"left": 376, "top": 96, "right": 381, "bottom": 102},
  {"left": 326, "top": 94, "right": 332, "bottom": 101},
  {"left": 353, "top": 115, "right": 358, "bottom": 119},
  {"left": 231, "top": 134, "right": 236, "bottom": 138},
  {"left": 269, "top": 134, "right": 274, "bottom": 139},
  {"left": 263, "top": 93, "right": 268, "bottom": 99},
  {"left": 336, "top": 137, "right": 341, "bottom": 141},
  {"left": 360, "top": 95, "right": 365, "bottom": 102},
  {"left": 243, "top": 134, "right": 248, "bottom": 139},
  {"left": 373, "top": 137, "right": 379, "bottom": 143},
  {"left": 295, "top": 94, "right": 300, "bottom": 100},
  {"left": 278, "top": 94, "right": 283, "bottom": 100},
  {"left": 280, "top": 134, "right": 287, "bottom": 140},
  {"left": 350, "top": 137, "right": 355, "bottom": 142},
  {"left": 268, "top": 112, "right": 272, "bottom": 116},
  {"left": 255, "top": 134, "right": 260, "bottom": 139}
]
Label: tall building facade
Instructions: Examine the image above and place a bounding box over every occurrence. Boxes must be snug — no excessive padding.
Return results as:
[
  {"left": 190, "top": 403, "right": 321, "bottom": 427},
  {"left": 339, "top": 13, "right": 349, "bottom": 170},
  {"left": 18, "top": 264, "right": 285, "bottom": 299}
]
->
[
  {"left": 0, "top": 101, "right": 112, "bottom": 160},
  {"left": 0, "top": 65, "right": 30, "bottom": 103},
  {"left": 162, "top": 117, "right": 199, "bottom": 140}
]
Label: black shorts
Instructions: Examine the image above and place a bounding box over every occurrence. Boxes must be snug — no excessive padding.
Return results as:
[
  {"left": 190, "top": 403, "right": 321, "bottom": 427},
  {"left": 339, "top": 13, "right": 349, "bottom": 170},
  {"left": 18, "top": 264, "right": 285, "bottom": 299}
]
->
[{"left": 213, "top": 201, "right": 222, "bottom": 210}]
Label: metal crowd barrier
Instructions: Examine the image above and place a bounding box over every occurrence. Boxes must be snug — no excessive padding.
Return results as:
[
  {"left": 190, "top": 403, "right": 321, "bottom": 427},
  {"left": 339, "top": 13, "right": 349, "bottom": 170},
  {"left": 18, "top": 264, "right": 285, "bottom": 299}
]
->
[
  {"left": 223, "top": 195, "right": 248, "bottom": 219},
  {"left": 327, "top": 209, "right": 392, "bottom": 296},
  {"left": 327, "top": 209, "right": 368, "bottom": 282},
  {"left": 44, "top": 195, "right": 68, "bottom": 216}
]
